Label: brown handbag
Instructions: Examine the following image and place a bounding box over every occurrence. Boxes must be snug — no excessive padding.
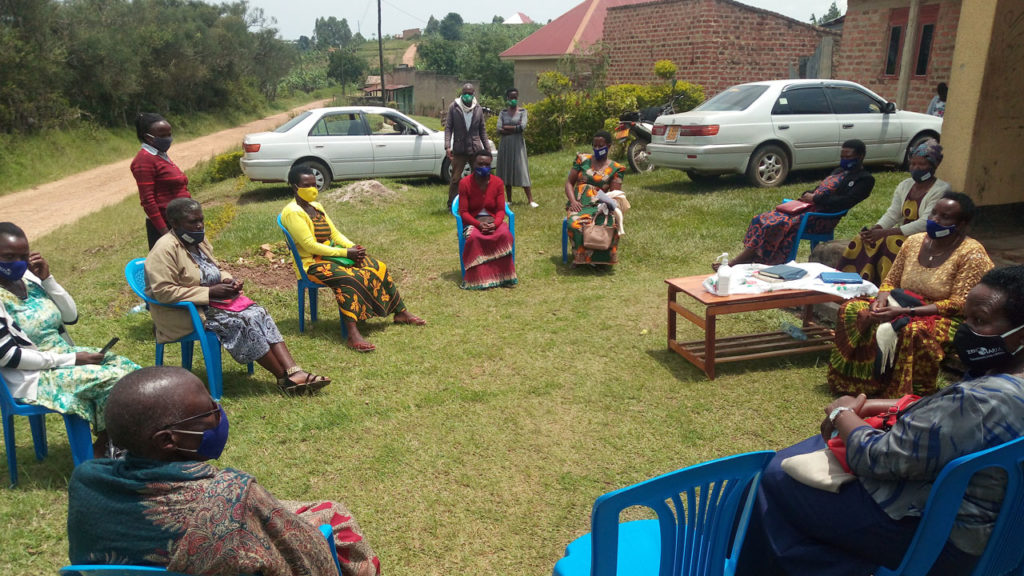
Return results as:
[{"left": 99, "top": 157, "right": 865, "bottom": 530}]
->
[{"left": 582, "top": 218, "right": 616, "bottom": 250}]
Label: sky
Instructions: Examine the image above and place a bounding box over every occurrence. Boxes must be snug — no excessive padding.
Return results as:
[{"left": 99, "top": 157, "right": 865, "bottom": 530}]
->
[{"left": 244, "top": 0, "right": 847, "bottom": 41}]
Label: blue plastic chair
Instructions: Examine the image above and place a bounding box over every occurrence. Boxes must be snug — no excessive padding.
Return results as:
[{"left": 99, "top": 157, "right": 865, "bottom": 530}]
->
[
  {"left": 60, "top": 523, "right": 343, "bottom": 575},
  {"left": 562, "top": 218, "right": 570, "bottom": 264},
  {"left": 451, "top": 196, "right": 516, "bottom": 279},
  {"left": 877, "top": 435, "right": 1024, "bottom": 576},
  {"left": 275, "top": 214, "right": 347, "bottom": 339},
  {"left": 0, "top": 372, "right": 92, "bottom": 487},
  {"left": 781, "top": 199, "right": 849, "bottom": 262},
  {"left": 553, "top": 450, "right": 775, "bottom": 576},
  {"left": 124, "top": 258, "right": 252, "bottom": 402}
]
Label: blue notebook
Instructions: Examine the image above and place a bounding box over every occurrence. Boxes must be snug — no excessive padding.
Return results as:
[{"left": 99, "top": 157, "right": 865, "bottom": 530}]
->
[
  {"left": 820, "top": 272, "right": 863, "bottom": 284},
  {"left": 758, "top": 264, "right": 807, "bottom": 281}
]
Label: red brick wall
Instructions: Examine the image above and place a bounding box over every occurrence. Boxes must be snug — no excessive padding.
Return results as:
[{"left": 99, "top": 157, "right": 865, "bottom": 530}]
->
[
  {"left": 603, "top": 0, "right": 837, "bottom": 97},
  {"left": 834, "top": 0, "right": 961, "bottom": 113}
]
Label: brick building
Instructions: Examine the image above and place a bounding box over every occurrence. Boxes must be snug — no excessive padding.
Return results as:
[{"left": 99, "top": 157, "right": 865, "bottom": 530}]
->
[
  {"left": 834, "top": 0, "right": 961, "bottom": 114},
  {"left": 602, "top": 0, "right": 839, "bottom": 97}
]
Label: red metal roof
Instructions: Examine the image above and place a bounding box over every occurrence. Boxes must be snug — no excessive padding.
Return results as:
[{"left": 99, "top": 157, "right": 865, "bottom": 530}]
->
[{"left": 500, "top": 0, "right": 649, "bottom": 59}]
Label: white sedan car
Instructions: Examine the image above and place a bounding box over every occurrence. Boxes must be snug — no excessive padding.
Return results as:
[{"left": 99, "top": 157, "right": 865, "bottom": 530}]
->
[
  {"left": 647, "top": 79, "right": 942, "bottom": 187},
  {"left": 242, "top": 106, "right": 457, "bottom": 191}
]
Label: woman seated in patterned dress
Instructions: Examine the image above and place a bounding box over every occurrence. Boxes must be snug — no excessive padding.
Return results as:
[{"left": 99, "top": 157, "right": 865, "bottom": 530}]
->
[
  {"left": 836, "top": 139, "right": 949, "bottom": 285},
  {"left": 0, "top": 222, "right": 140, "bottom": 457},
  {"left": 145, "top": 198, "right": 329, "bottom": 395},
  {"left": 827, "top": 192, "right": 993, "bottom": 398},
  {"left": 279, "top": 166, "right": 424, "bottom": 353},
  {"left": 718, "top": 139, "right": 874, "bottom": 267},
  {"left": 457, "top": 150, "right": 518, "bottom": 290},
  {"left": 563, "top": 130, "right": 629, "bottom": 267}
]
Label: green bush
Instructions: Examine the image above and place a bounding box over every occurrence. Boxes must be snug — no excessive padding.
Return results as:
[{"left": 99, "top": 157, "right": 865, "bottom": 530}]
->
[
  {"left": 523, "top": 81, "right": 705, "bottom": 155},
  {"left": 210, "top": 151, "right": 244, "bottom": 182}
]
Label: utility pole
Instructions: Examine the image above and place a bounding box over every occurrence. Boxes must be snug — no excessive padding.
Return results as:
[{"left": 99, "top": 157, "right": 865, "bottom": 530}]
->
[{"left": 378, "top": 0, "right": 386, "bottom": 106}]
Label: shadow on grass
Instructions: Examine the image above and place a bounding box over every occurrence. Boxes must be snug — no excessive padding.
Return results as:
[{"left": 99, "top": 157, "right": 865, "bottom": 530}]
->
[
  {"left": 1, "top": 441, "right": 78, "bottom": 490},
  {"left": 645, "top": 347, "right": 833, "bottom": 381},
  {"left": 238, "top": 184, "right": 293, "bottom": 205}
]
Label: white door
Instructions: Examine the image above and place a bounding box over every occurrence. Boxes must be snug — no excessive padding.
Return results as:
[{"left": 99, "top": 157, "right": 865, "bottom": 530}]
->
[
  {"left": 365, "top": 112, "right": 437, "bottom": 176},
  {"left": 307, "top": 112, "right": 374, "bottom": 179},
  {"left": 826, "top": 86, "right": 902, "bottom": 163},
  {"left": 771, "top": 86, "right": 839, "bottom": 168}
]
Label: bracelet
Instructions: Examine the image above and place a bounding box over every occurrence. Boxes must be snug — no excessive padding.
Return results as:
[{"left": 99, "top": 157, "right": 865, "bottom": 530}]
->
[{"left": 829, "top": 406, "right": 854, "bottom": 426}]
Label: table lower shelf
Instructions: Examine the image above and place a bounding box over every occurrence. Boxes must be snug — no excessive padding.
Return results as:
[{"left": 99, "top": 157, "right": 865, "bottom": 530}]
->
[{"left": 669, "top": 324, "right": 835, "bottom": 367}]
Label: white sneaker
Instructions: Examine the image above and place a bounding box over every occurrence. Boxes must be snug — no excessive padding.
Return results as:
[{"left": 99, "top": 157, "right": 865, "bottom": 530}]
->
[{"left": 529, "top": 202, "right": 539, "bottom": 208}]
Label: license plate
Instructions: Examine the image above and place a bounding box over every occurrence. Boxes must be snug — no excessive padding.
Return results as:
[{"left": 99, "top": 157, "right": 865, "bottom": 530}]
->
[
  {"left": 666, "top": 125, "right": 680, "bottom": 142},
  {"left": 614, "top": 128, "right": 629, "bottom": 140}
]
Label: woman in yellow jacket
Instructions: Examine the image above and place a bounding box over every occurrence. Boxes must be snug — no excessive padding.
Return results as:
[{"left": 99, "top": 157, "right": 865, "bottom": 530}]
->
[{"left": 280, "top": 167, "right": 424, "bottom": 352}]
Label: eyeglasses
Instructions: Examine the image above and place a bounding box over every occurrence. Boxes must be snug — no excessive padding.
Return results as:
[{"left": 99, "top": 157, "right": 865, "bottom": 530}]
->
[{"left": 161, "top": 403, "right": 221, "bottom": 431}]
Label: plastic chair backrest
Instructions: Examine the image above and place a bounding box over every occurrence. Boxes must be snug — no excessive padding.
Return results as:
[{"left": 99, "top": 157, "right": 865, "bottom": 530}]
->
[
  {"left": 877, "top": 435, "right": 1024, "bottom": 576},
  {"left": 61, "top": 524, "right": 341, "bottom": 575},
  {"left": 451, "top": 195, "right": 515, "bottom": 278},
  {"left": 124, "top": 258, "right": 158, "bottom": 305},
  {"left": 589, "top": 450, "right": 774, "bottom": 576},
  {"left": 276, "top": 214, "right": 310, "bottom": 282},
  {"left": 781, "top": 199, "right": 849, "bottom": 262}
]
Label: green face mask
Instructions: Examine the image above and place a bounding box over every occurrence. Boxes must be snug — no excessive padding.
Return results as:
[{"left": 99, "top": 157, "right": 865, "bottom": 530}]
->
[
  {"left": 507, "top": 99, "right": 518, "bottom": 107},
  {"left": 461, "top": 93, "right": 474, "bottom": 105}
]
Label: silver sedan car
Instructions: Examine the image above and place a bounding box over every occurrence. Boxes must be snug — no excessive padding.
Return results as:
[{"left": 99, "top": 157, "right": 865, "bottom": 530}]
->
[
  {"left": 241, "top": 106, "right": 455, "bottom": 192},
  {"left": 647, "top": 80, "right": 942, "bottom": 187}
]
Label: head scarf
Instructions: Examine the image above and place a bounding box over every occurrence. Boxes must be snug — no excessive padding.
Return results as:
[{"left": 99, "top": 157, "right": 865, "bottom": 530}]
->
[{"left": 912, "top": 139, "right": 943, "bottom": 167}]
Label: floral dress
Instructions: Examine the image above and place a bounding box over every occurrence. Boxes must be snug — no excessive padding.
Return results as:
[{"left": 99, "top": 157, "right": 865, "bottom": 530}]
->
[
  {"left": 567, "top": 153, "right": 626, "bottom": 265},
  {"left": 0, "top": 277, "right": 139, "bottom": 430}
]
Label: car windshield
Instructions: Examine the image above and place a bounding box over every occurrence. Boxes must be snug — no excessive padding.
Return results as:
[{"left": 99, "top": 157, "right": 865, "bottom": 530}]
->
[
  {"left": 275, "top": 111, "right": 312, "bottom": 133},
  {"left": 695, "top": 85, "right": 769, "bottom": 112}
]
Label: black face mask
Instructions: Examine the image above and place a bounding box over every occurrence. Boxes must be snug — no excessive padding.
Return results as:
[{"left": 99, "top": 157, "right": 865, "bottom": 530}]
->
[
  {"left": 953, "top": 322, "right": 1024, "bottom": 374},
  {"left": 175, "top": 228, "right": 205, "bottom": 246}
]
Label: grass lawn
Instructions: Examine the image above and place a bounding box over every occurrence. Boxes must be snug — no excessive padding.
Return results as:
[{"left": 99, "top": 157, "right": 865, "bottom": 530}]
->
[{"left": 0, "top": 150, "right": 905, "bottom": 575}]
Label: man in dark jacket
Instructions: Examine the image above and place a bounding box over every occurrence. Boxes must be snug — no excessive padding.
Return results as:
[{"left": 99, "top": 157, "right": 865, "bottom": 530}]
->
[{"left": 444, "top": 83, "right": 488, "bottom": 208}]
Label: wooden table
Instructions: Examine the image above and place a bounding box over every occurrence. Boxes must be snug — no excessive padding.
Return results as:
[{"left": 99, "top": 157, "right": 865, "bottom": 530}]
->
[{"left": 666, "top": 275, "right": 844, "bottom": 379}]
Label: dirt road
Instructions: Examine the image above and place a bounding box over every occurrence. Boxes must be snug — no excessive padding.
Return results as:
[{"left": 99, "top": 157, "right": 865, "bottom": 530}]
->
[{"left": 1, "top": 99, "right": 332, "bottom": 240}]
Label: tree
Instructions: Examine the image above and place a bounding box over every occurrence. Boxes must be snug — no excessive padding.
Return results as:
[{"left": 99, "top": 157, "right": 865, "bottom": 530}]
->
[
  {"left": 492, "top": 15, "right": 504, "bottom": 24},
  {"left": 810, "top": 1, "right": 841, "bottom": 24},
  {"left": 314, "top": 16, "right": 352, "bottom": 48},
  {"left": 297, "top": 35, "right": 313, "bottom": 51},
  {"left": 439, "top": 12, "right": 463, "bottom": 41},
  {"left": 424, "top": 15, "right": 439, "bottom": 36},
  {"left": 328, "top": 46, "right": 368, "bottom": 90}
]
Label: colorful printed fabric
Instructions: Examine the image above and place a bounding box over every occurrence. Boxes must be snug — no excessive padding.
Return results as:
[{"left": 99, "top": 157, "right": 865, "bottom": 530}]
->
[
  {"left": 567, "top": 153, "right": 625, "bottom": 266},
  {"left": 836, "top": 188, "right": 926, "bottom": 285},
  {"left": 461, "top": 222, "right": 517, "bottom": 289},
  {"left": 827, "top": 233, "right": 993, "bottom": 397},
  {"left": 742, "top": 172, "right": 845, "bottom": 265},
  {"left": 306, "top": 212, "right": 406, "bottom": 322},
  {"left": 68, "top": 457, "right": 380, "bottom": 576},
  {"left": 192, "top": 250, "right": 283, "bottom": 364},
  {"left": 0, "top": 280, "right": 138, "bottom": 430}
]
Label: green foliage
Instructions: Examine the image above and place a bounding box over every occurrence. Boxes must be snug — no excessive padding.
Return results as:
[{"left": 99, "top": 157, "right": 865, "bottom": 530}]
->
[
  {"left": 327, "top": 47, "right": 368, "bottom": 89},
  {"left": 524, "top": 81, "right": 705, "bottom": 155},
  {"left": 0, "top": 0, "right": 297, "bottom": 134},
  {"left": 314, "top": 16, "right": 352, "bottom": 49},
  {"left": 811, "top": 1, "right": 842, "bottom": 24},
  {"left": 653, "top": 59, "right": 677, "bottom": 80},
  {"left": 438, "top": 12, "right": 464, "bottom": 41},
  {"left": 417, "top": 20, "right": 542, "bottom": 98},
  {"left": 557, "top": 41, "right": 610, "bottom": 93},
  {"left": 280, "top": 51, "right": 333, "bottom": 95}
]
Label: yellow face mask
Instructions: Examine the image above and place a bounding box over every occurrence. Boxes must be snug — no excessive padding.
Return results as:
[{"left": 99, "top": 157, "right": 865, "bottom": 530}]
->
[{"left": 296, "top": 186, "right": 318, "bottom": 202}]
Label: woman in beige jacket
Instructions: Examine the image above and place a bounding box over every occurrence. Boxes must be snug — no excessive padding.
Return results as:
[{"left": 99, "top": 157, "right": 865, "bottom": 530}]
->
[{"left": 145, "top": 198, "right": 329, "bottom": 395}]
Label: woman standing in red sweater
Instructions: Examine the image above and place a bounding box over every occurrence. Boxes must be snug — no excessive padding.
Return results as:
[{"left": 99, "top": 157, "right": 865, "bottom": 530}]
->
[
  {"left": 131, "top": 113, "right": 192, "bottom": 249},
  {"left": 457, "top": 151, "right": 517, "bottom": 290}
]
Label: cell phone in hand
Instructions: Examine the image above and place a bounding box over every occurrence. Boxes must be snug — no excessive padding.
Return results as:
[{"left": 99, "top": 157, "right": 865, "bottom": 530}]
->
[{"left": 99, "top": 337, "right": 119, "bottom": 354}]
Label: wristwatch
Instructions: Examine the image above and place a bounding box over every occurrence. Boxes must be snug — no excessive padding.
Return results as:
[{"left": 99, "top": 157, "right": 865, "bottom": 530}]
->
[{"left": 829, "top": 406, "right": 854, "bottom": 426}]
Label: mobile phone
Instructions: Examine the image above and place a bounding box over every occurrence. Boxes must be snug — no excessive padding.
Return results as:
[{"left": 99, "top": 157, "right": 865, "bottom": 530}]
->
[{"left": 99, "top": 337, "right": 119, "bottom": 354}]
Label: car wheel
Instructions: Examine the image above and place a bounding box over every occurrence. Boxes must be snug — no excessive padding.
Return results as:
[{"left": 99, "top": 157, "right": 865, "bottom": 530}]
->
[
  {"left": 686, "top": 170, "right": 719, "bottom": 183},
  {"left": 440, "top": 156, "right": 452, "bottom": 184},
  {"left": 904, "top": 133, "right": 935, "bottom": 169},
  {"left": 627, "top": 139, "right": 655, "bottom": 173},
  {"left": 296, "top": 159, "right": 332, "bottom": 193},
  {"left": 746, "top": 144, "right": 790, "bottom": 187}
]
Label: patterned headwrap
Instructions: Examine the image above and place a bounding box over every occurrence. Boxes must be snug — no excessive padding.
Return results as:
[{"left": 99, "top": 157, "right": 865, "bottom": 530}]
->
[{"left": 912, "top": 138, "right": 943, "bottom": 167}]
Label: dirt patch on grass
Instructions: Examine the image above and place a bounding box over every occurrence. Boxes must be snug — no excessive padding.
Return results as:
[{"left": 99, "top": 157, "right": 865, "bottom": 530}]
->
[
  {"left": 218, "top": 250, "right": 297, "bottom": 292},
  {"left": 325, "top": 180, "right": 405, "bottom": 204}
]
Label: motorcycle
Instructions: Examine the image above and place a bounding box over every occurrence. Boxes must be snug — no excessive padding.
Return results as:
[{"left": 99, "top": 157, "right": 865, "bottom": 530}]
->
[{"left": 614, "top": 93, "right": 688, "bottom": 173}]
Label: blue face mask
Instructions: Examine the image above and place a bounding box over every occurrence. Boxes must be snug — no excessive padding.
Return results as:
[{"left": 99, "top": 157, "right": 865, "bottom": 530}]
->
[
  {"left": 0, "top": 260, "right": 28, "bottom": 282},
  {"left": 474, "top": 166, "right": 491, "bottom": 178},
  {"left": 176, "top": 228, "right": 205, "bottom": 246},
  {"left": 148, "top": 135, "right": 173, "bottom": 153},
  {"left": 926, "top": 219, "right": 956, "bottom": 239},
  {"left": 170, "top": 404, "right": 230, "bottom": 460},
  {"left": 839, "top": 157, "right": 859, "bottom": 171},
  {"left": 593, "top": 146, "right": 609, "bottom": 160}
]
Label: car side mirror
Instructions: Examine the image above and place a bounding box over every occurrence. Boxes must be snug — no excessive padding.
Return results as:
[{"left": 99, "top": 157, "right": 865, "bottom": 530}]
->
[{"left": 882, "top": 102, "right": 896, "bottom": 114}]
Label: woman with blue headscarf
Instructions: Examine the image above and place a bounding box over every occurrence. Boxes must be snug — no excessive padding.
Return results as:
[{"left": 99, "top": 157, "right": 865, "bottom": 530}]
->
[{"left": 837, "top": 139, "right": 949, "bottom": 285}]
